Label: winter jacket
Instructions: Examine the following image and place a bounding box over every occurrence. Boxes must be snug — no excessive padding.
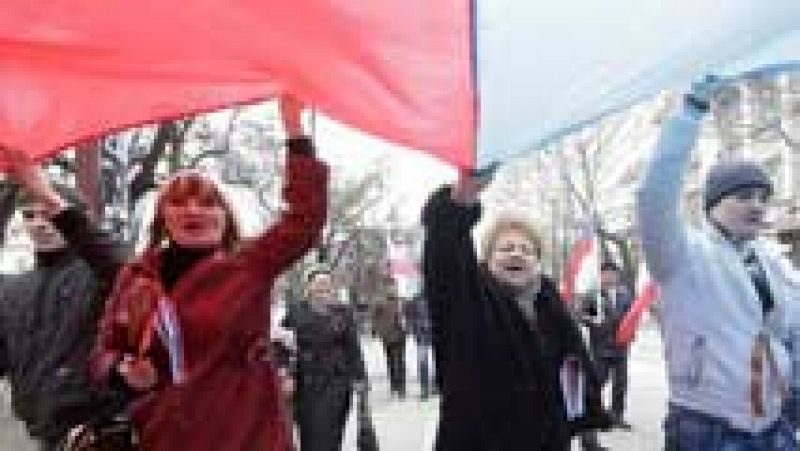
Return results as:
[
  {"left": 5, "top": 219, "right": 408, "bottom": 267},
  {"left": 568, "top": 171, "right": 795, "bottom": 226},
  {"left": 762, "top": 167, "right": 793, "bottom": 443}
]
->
[
  {"left": 638, "top": 107, "right": 800, "bottom": 432},
  {"left": 577, "top": 286, "right": 634, "bottom": 361},
  {"left": 283, "top": 301, "right": 366, "bottom": 451},
  {"left": 91, "top": 150, "right": 328, "bottom": 451},
  {"left": 0, "top": 208, "right": 126, "bottom": 442},
  {"left": 406, "top": 297, "right": 434, "bottom": 345},
  {"left": 372, "top": 296, "right": 407, "bottom": 345},
  {"left": 283, "top": 301, "right": 366, "bottom": 385},
  {"left": 422, "top": 187, "right": 607, "bottom": 451}
]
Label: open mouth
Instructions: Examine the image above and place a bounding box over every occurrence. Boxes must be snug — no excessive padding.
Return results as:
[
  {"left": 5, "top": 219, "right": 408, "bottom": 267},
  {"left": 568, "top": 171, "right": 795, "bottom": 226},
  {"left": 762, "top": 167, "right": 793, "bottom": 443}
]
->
[
  {"left": 502, "top": 264, "right": 526, "bottom": 273},
  {"left": 181, "top": 220, "right": 209, "bottom": 233}
]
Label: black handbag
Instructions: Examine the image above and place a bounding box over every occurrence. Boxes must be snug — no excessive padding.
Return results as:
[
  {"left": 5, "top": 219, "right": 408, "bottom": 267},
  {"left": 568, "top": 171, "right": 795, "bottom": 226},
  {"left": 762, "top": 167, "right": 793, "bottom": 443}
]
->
[
  {"left": 355, "top": 388, "right": 379, "bottom": 451},
  {"left": 60, "top": 414, "right": 138, "bottom": 451}
]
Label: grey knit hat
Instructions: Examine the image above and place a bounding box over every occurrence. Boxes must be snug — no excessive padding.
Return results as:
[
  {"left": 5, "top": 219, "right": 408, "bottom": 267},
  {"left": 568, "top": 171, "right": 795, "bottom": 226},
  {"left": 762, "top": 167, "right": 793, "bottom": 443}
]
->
[{"left": 703, "top": 161, "right": 773, "bottom": 212}]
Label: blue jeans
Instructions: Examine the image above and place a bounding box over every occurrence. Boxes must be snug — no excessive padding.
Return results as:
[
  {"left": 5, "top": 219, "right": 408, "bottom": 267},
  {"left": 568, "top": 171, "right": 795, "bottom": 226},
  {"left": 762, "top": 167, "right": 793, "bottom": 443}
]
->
[
  {"left": 416, "top": 341, "right": 435, "bottom": 397},
  {"left": 664, "top": 404, "right": 797, "bottom": 451},
  {"left": 784, "top": 387, "right": 800, "bottom": 429}
]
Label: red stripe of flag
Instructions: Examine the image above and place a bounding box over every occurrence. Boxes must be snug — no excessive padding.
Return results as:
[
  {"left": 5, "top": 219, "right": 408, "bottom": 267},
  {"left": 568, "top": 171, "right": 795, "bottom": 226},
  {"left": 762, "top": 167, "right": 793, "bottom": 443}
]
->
[
  {"left": 615, "top": 280, "right": 659, "bottom": 346},
  {"left": 0, "top": 1, "right": 475, "bottom": 169},
  {"left": 560, "top": 237, "right": 594, "bottom": 303}
]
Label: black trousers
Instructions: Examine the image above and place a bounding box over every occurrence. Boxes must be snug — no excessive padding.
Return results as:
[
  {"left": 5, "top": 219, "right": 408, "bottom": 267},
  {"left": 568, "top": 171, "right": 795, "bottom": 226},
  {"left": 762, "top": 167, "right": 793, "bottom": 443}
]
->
[
  {"left": 37, "top": 437, "right": 63, "bottom": 451},
  {"left": 580, "top": 354, "right": 629, "bottom": 449},
  {"left": 416, "top": 340, "right": 436, "bottom": 397},
  {"left": 599, "top": 355, "right": 628, "bottom": 417},
  {"left": 295, "top": 379, "right": 353, "bottom": 451},
  {"left": 383, "top": 339, "right": 407, "bottom": 395}
]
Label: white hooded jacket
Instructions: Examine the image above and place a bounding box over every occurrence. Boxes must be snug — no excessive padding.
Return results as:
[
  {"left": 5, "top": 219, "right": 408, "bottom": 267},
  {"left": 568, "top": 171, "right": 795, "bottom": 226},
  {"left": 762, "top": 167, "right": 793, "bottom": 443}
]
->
[{"left": 638, "top": 107, "right": 800, "bottom": 433}]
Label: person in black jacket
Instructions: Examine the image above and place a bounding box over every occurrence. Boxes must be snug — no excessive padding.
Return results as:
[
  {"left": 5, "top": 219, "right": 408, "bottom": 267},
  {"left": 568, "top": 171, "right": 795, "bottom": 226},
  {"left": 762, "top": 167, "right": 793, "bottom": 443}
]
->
[
  {"left": 579, "top": 262, "right": 634, "bottom": 425},
  {"left": 0, "top": 145, "right": 127, "bottom": 450},
  {"left": 577, "top": 261, "right": 634, "bottom": 450},
  {"left": 422, "top": 172, "right": 608, "bottom": 451},
  {"left": 405, "top": 294, "right": 436, "bottom": 399},
  {"left": 371, "top": 284, "right": 408, "bottom": 398},
  {"left": 283, "top": 265, "right": 368, "bottom": 451}
]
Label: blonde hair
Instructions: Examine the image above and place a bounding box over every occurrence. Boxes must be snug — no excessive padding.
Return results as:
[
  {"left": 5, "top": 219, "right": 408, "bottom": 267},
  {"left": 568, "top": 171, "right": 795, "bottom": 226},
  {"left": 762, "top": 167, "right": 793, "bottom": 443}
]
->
[{"left": 481, "top": 217, "right": 543, "bottom": 260}]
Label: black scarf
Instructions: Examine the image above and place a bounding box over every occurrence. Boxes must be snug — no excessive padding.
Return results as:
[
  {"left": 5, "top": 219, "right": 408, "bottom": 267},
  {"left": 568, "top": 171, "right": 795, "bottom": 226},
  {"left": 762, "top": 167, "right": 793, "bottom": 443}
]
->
[{"left": 159, "top": 246, "right": 214, "bottom": 291}]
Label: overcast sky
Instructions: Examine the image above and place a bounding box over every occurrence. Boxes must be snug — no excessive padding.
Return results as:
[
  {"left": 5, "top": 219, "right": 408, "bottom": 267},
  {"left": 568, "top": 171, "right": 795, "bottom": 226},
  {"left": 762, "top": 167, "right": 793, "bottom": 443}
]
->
[{"left": 313, "top": 114, "right": 457, "bottom": 227}]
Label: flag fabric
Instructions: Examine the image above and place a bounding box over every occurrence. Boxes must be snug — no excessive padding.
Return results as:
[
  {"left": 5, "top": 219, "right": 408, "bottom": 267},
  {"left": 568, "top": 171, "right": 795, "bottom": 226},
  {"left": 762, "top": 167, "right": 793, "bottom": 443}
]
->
[
  {"left": 155, "top": 297, "right": 186, "bottom": 385},
  {"left": 474, "top": 1, "right": 800, "bottom": 165},
  {"left": 0, "top": 1, "right": 474, "bottom": 169},
  {"left": 615, "top": 261, "right": 659, "bottom": 347},
  {"left": 559, "top": 357, "right": 586, "bottom": 420},
  {"left": 1, "top": 1, "right": 799, "bottom": 170},
  {"left": 387, "top": 237, "right": 421, "bottom": 298},
  {"left": 560, "top": 222, "right": 599, "bottom": 304}
]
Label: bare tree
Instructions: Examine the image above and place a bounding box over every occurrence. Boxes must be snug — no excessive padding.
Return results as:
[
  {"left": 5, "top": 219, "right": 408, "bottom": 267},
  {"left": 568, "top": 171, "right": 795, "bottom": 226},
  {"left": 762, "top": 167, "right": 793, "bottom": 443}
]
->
[{"left": 321, "top": 169, "right": 385, "bottom": 268}]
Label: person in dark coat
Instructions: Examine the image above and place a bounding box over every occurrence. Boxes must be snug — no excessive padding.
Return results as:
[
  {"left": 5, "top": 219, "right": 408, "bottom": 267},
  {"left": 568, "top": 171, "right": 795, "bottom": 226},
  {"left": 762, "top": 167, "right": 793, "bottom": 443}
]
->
[
  {"left": 422, "top": 173, "right": 609, "bottom": 451},
  {"left": 580, "top": 262, "right": 634, "bottom": 423},
  {"left": 405, "top": 294, "right": 437, "bottom": 399},
  {"left": 577, "top": 261, "right": 634, "bottom": 450},
  {"left": 372, "top": 286, "right": 408, "bottom": 398},
  {"left": 282, "top": 264, "right": 367, "bottom": 451},
  {"left": 90, "top": 95, "right": 328, "bottom": 451},
  {"left": 0, "top": 144, "right": 127, "bottom": 450}
]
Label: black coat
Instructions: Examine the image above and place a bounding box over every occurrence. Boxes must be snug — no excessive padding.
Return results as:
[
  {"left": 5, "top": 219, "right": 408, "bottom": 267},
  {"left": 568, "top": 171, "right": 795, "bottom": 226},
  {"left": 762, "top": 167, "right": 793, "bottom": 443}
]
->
[
  {"left": 283, "top": 301, "right": 366, "bottom": 385},
  {"left": 578, "top": 287, "right": 634, "bottom": 361},
  {"left": 405, "top": 297, "right": 434, "bottom": 345},
  {"left": 282, "top": 301, "right": 367, "bottom": 451},
  {"left": 0, "top": 208, "right": 126, "bottom": 441},
  {"left": 422, "top": 187, "right": 607, "bottom": 451}
]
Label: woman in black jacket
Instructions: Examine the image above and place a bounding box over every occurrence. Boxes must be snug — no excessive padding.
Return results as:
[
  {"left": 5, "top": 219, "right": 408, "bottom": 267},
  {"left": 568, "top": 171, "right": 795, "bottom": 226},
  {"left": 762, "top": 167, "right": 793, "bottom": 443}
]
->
[
  {"left": 421, "top": 174, "right": 608, "bottom": 451},
  {"left": 283, "top": 265, "right": 368, "bottom": 451}
]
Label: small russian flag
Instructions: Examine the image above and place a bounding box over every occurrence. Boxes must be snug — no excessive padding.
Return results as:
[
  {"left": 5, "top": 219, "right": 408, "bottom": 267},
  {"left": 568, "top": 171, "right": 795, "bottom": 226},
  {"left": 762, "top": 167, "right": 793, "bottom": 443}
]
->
[{"left": 155, "top": 298, "right": 186, "bottom": 385}]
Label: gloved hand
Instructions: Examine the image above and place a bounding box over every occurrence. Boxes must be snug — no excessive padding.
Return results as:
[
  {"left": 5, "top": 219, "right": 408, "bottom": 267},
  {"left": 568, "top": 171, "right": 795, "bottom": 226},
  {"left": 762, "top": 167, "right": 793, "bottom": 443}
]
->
[
  {"left": 684, "top": 74, "right": 725, "bottom": 115},
  {"left": 451, "top": 161, "right": 500, "bottom": 205}
]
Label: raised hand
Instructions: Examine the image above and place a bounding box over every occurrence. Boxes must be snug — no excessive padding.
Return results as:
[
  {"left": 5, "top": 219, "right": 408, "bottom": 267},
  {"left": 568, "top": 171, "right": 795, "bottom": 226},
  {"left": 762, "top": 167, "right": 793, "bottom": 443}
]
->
[
  {"left": 278, "top": 93, "right": 304, "bottom": 138},
  {"left": 0, "top": 144, "right": 67, "bottom": 212},
  {"left": 685, "top": 74, "right": 726, "bottom": 114},
  {"left": 451, "top": 162, "right": 500, "bottom": 206}
]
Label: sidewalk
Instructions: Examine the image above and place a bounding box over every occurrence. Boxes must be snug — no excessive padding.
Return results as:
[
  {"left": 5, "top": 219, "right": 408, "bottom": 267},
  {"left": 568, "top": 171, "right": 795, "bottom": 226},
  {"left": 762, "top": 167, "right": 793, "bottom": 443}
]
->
[
  {"left": 344, "top": 327, "right": 667, "bottom": 450},
  {"left": 0, "top": 326, "right": 667, "bottom": 451}
]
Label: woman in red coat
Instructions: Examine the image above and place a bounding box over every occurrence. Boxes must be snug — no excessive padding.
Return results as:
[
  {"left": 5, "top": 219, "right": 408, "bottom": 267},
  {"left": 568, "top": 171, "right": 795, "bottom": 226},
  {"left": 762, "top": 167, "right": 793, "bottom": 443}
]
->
[{"left": 90, "top": 96, "right": 328, "bottom": 451}]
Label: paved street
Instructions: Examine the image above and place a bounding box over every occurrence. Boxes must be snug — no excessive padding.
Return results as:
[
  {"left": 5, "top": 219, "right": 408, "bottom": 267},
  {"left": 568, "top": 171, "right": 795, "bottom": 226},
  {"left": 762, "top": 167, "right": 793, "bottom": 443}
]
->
[
  {"left": 343, "top": 323, "right": 667, "bottom": 450},
  {"left": 1, "top": 322, "right": 666, "bottom": 451},
  {"left": 0, "top": 380, "right": 34, "bottom": 451}
]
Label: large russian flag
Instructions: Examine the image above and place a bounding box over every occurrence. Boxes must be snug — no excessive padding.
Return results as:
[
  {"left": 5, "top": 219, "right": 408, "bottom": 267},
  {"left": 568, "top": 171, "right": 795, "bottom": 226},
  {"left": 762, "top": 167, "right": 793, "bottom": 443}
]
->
[
  {"left": 0, "top": 1, "right": 475, "bottom": 168},
  {"left": 1, "top": 1, "right": 799, "bottom": 169}
]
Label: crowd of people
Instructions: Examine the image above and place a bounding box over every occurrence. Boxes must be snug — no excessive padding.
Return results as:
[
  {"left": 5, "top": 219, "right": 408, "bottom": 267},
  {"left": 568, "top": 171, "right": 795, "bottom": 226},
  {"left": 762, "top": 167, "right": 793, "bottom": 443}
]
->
[{"left": 0, "top": 78, "right": 799, "bottom": 451}]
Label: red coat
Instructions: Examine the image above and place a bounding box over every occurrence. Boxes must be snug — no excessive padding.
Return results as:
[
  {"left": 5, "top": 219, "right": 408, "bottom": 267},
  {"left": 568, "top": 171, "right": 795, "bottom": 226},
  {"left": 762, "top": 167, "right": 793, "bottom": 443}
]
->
[{"left": 91, "top": 155, "right": 328, "bottom": 451}]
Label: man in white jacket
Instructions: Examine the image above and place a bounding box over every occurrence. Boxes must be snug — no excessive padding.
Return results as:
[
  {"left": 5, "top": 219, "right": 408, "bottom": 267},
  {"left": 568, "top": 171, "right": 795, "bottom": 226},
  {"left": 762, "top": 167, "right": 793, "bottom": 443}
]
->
[{"left": 638, "top": 79, "right": 800, "bottom": 450}]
